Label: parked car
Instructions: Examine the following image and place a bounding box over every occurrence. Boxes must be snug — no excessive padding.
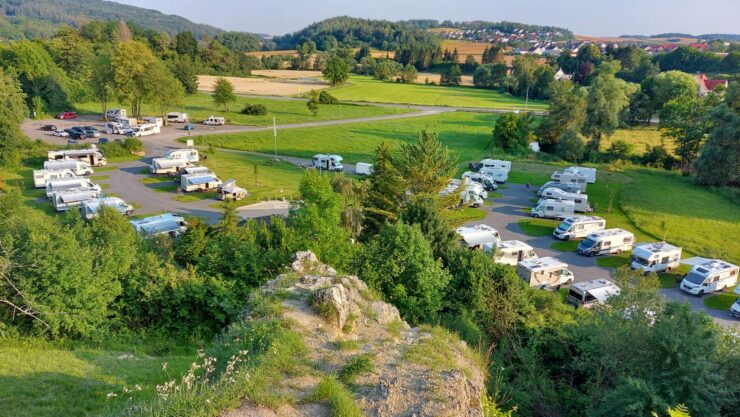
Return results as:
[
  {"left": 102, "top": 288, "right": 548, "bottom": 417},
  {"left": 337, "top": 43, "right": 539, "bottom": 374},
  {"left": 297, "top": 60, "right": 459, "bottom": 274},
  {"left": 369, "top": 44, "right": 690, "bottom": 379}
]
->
[
  {"left": 52, "top": 130, "right": 70, "bottom": 137},
  {"left": 184, "top": 124, "right": 197, "bottom": 131},
  {"left": 98, "top": 137, "right": 110, "bottom": 145},
  {"left": 64, "top": 129, "right": 87, "bottom": 140},
  {"left": 83, "top": 126, "right": 100, "bottom": 138},
  {"left": 56, "top": 111, "right": 78, "bottom": 120},
  {"left": 41, "top": 124, "right": 58, "bottom": 131}
]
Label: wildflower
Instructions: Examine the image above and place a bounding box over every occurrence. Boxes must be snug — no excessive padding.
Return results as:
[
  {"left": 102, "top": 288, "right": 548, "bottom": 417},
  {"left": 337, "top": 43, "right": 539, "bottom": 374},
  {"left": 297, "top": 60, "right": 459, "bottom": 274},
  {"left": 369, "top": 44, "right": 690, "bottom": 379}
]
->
[
  {"left": 162, "top": 362, "right": 168, "bottom": 371},
  {"left": 107, "top": 392, "right": 117, "bottom": 399},
  {"left": 134, "top": 384, "right": 142, "bottom": 391}
]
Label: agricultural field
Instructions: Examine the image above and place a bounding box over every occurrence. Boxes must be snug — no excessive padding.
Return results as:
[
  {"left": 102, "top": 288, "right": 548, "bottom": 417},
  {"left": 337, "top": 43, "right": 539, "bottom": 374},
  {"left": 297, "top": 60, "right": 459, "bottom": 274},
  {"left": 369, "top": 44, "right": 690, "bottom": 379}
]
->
[
  {"left": 75, "top": 93, "right": 410, "bottom": 127},
  {"left": 328, "top": 75, "right": 549, "bottom": 110},
  {"left": 440, "top": 40, "right": 547, "bottom": 65},
  {"left": 601, "top": 126, "right": 673, "bottom": 153},
  {"left": 198, "top": 73, "right": 329, "bottom": 96}
]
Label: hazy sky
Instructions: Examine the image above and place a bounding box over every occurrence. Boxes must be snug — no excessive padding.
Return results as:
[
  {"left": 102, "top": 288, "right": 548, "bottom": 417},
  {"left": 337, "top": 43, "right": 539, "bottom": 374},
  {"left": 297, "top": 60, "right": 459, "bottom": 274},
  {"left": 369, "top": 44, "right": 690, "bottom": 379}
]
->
[{"left": 117, "top": 0, "right": 739, "bottom": 37}]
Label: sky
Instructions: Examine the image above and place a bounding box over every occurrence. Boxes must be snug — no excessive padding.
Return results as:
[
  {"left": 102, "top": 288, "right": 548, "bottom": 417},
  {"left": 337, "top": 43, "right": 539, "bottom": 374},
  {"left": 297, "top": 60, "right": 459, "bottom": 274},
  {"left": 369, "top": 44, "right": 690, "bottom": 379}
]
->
[{"left": 116, "top": 0, "right": 740, "bottom": 37}]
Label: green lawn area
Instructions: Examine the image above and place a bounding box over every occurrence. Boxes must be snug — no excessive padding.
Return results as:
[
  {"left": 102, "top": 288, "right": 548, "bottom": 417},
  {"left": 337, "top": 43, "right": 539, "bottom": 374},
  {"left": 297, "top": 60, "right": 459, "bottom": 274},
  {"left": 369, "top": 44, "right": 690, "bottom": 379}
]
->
[
  {"left": 518, "top": 218, "right": 558, "bottom": 236},
  {"left": 551, "top": 240, "right": 579, "bottom": 252},
  {"left": 602, "top": 126, "right": 673, "bottom": 154},
  {"left": 596, "top": 254, "right": 631, "bottom": 268},
  {"left": 328, "top": 76, "right": 549, "bottom": 111},
  {"left": 703, "top": 287, "right": 738, "bottom": 310},
  {"left": 0, "top": 339, "right": 195, "bottom": 417},
  {"left": 172, "top": 191, "right": 218, "bottom": 203},
  {"left": 441, "top": 206, "right": 487, "bottom": 226},
  {"left": 75, "top": 93, "right": 410, "bottom": 127}
]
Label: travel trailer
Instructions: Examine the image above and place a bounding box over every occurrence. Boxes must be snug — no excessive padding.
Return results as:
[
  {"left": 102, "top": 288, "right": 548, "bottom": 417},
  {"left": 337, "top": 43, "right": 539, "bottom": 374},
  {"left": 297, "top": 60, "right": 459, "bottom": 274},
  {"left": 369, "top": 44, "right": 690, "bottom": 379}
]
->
[
  {"left": 456, "top": 224, "right": 501, "bottom": 250},
  {"left": 730, "top": 287, "right": 740, "bottom": 319},
  {"left": 355, "top": 163, "right": 373, "bottom": 175},
  {"left": 495, "top": 240, "right": 538, "bottom": 266},
  {"left": 680, "top": 260, "right": 739, "bottom": 296},
  {"left": 151, "top": 157, "right": 192, "bottom": 175},
  {"left": 33, "top": 169, "right": 76, "bottom": 188},
  {"left": 164, "top": 148, "right": 200, "bottom": 163},
  {"left": 45, "top": 178, "right": 101, "bottom": 199},
  {"left": 180, "top": 166, "right": 212, "bottom": 176},
  {"left": 517, "top": 257, "right": 574, "bottom": 290},
  {"left": 166, "top": 112, "right": 189, "bottom": 123},
  {"left": 50, "top": 189, "right": 101, "bottom": 212},
  {"left": 561, "top": 166, "right": 596, "bottom": 183},
  {"left": 141, "top": 117, "right": 164, "bottom": 127},
  {"left": 553, "top": 216, "right": 606, "bottom": 240},
  {"left": 48, "top": 148, "right": 107, "bottom": 167},
  {"left": 462, "top": 172, "right": 498, "bottom": 191},
  {"left": 43, "top": 160, "right": 93, "bottom": 176},
  {"left": 217, "top": 180, "right": 248, "bottom": 201},
  {"left": 180, "top": 172, "right": 222, "bottom": 192},
  {"left": 531, "top": 198, "right": 575, "bottom": 220},
  {"left": 577, "top": 228, "right": 635, "bottom": 257},
  {"left": 203, "top": 115, "right": 226, "bottom": 126},
  {"left": 312, "top": 154, "right": 344, "bottom": 172},
  {"left": 537, "top": 181, "right": 582, "bottom": 196},
  {"left": 130, "top": 213, "right": 188, "bottom": 237},
  {"left": 551, "top": 171, "right": 588, "bottom": 192},
  {"left": 80, "top": 197, "right": 134, "bottom": 220},
  {"left": 630, "top": 242, "right": 682, "bottom": 274},
  {"left": 106, "top": 108, "right": 127, "bottom": 120},
  {"left": 441, "top": 181, "right": 486, "bottom": 208},
  {"left": 567, "top": 279, "right": 620, "bottom": 308},
  {"left": 538, "top": 188, "right": 591, "bottom": 212},
  {"left": 479, "top": 167, "right": 508, "bottom": 184},
  {"left": 127, "top": 123, "right": 160, "bottom": 137},
  {"left": 479, "top": 159, "right": 511, "bottom": 173}
]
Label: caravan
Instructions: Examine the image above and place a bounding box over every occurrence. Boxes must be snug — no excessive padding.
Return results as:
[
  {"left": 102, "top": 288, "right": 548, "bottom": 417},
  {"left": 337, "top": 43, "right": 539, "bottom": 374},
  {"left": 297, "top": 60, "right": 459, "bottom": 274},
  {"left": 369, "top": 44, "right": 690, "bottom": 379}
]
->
[
  {"left": 680, "top": 260, "right": 738, "bottom": 296},
  {"left": 312, "top": 154, "right": 344, "bottom": 172},
  {"left": 355, "top": 163, "right": 374, "bottom": 175},
  {"left": 480, "top": 159, "right": 511, "bottom": 173},
  {"left": 553, "top": 216, "right": 606, "bottom": 240},
  {"left": 456, "top": 224, "right": 501, "bottom": 250},
  {"left": 495, "top": 240, "right": 538, "bottom": 266},
  {"left": 46, "top": 178, "right": 101, "bottom": 199},
  {"left": 567, "top": 279, "right": 620, "bottom": 308},
  {"left": 127, "top": 124, "right": 160, "bottom": 137},
  {"left": 441, "top": 180, "right": 486, "bottom": 208},
  {"left": 180, "top": 172, "right": 222, "bottom": 192},
  {"left": 537, "top": 181, "right": 582, "bottom": 196},
  {"left": 462, "top": 172, "right": 498, "bottom": 191},
  {"left": 51, "top": 189, "right": 101, "bottom": 212},
  {"left": 203, "top": 115, "right": 226, "bottom": 126},
  {"left": 166, "top": 112, "right": 189, "bottom": 123},
  {"left": 106, "top": 108, "right": 127, "bottom": 120},
  {"left": 217, "top": 180, "right": 248, "bottom": 201},
  {"left": 561, "top": 166, "right": 596, "bottom": 184},
  {"left": 180, "top": 166, "right": 212, "bottom": 176},
  {"left": 151, "top": 158, "right": 192, "bottom": 175},
  {"left": 538, "top": 188, "right": 591, "bottom": 212},
  {"left": 130, "top": 213, "right": 188, "bottom": 238},
  {"left": 479, "top": 167, "right": 508, "bottom": 184},
  {"left": 630, "top": 242, "right": 682, "bottom": 273},
  {"left": 80, "top": 197, "right": 134, "bottom": 220},
  {"left": 577, "top": 229, "right": 635, "bottom": 257},
  {"left": 48, "top": 147, "right": 107, "bottom": 167},
  {"left": 165, "top": 148, "right": 200, "bottom": 163},
  {"left": 44, "top": 160, "right": 93, "bottom": 176},
  {"left": 517, "top": 257, "right": 574, "bottom": 290},
  {"left": 33, "top": 169, "right": 77, "bottom": 188},
  {"left": 142, "top": 117, "right": 164, "bottom": 127},
  {"left": 550, "top": 171, "right": 588, "bottom": 192},
  {"left": 531, "top": 198, "right": 575, "bottom": 220}
]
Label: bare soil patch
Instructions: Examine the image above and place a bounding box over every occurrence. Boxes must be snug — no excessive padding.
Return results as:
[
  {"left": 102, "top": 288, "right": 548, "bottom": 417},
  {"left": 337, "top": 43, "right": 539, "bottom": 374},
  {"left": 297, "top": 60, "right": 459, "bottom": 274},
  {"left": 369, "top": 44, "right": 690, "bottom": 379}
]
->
[{"left": 198, "top": 74, "right": 328, "bottom": 96}]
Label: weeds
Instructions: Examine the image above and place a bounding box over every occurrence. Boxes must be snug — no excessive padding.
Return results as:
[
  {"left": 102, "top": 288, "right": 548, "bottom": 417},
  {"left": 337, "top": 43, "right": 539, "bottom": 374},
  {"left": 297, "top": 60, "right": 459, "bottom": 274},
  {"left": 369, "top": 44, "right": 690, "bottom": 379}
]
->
[
  {"left": 339, "top": 353, "right": 375, "bottom": 385},
  {"left": 313, "top": 376, "right": 362, "bottom": 417}
]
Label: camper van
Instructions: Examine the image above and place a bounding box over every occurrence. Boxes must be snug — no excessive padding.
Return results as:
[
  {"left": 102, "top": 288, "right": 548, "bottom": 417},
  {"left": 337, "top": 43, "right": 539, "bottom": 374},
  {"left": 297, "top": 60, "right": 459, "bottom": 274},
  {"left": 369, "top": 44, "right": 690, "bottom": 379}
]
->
[
  {"left": 531, "top": 198, "right": 575, "bottom": 220},
  {"left": 312, "top": 154, "right": 344, "bottom": 172},
  {"left": 538, "top": 188, "right": 591, "bottom": 212},
  {"left": 567, "top": 279, "right": 620, "bottom": 308},
  {"left": 106, "top": 108, "right": 127, "bottom": 120},
  {"left": 104, "top": 122, "right": 126, "bottom": 134},
  {"left": 44, "top": 160, "right": 93, "bottom": 176},
  {"left": 462, "top": 172, "right": 498, "bottom": 191},
  {"left": 355, "top": 163, "right": 373, "bottom": 175},
  {"left": 441, "top": 181, "right": 486, "bottom": 208},
  {"left": 80, "top": 197, "right": 134, "bottom": 220},
  {"left": 680, "top": 260, "right": 739, "bottom": 296},
  {"left": 165, "top": 148, "right": 200, "bottom": 163},
  {"left": 495, "top": 240, "right": 538, "bottom": 266},
  {"left": 562, "top": 166, "right": 596, "bottom": 183},
  {"left": 517, "top": 257, "right": 574, "bottom": 290},
  {"left": 180, "top": 172, "right": 222, "bottom": 192},
  {"left": 51, "top": 189, "right": 101, "bottom": 212},
  {"left": 551, "top": 171, "right": 588, "bottom": 192},
  {"left": 630, "top": 242, "right": 682, "bottom": 274},
  {"left": 456, "top": 224, "right": 501, "bottom": 250},
  {"left": 217, "top": 180, "right": 248, "bottom": 201},
  {"left": 577, "top": 228, "right": 635, "bottom": 257},
  {"left": 553, "top": 216, "right": 606, "bottom": 240},
  {"left": 537, "top": 181, "right": 583, "bottom": 196},
  {"left": 46, "top": 178, "right": 101, "bottom": 199},
  {"left": 48, "top": 148, "right": 107, "bottom": 167},
  {"left": 151, "top": 157, "right": 192, "bottom": 175},
  {"left": 479, "top": 159, "right": 511, "bottom": 173},
  {"left": 203, "top": 116, "right": 226, "bottom": 126},
  {"left": 127, "top": 124, "right": 160, "bottom": 137},
  {"left": 33, "top": 169, "right": 77, "bottom": 188},
  {"left": 141, "top": 117, "right": 164, "bottom": 127},
  {"left": 166, "top": 112, "right": 189, "bottom": 123},
  {"left": 730, "top": 287, "right": 740, "bottom": 319},
  {"left": 130, "top": 213, "right": 188, "bottom": 238},
  {"left": 479, "top": 167, "right": 508, "bottom": 184}
]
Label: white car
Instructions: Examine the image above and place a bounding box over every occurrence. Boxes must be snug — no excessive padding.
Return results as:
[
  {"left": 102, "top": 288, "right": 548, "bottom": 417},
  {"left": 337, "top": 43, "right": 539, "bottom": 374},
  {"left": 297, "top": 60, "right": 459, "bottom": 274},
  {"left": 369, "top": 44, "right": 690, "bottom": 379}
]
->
[{"left": 52, "top": 130, "right": 70, "bottom": 137}]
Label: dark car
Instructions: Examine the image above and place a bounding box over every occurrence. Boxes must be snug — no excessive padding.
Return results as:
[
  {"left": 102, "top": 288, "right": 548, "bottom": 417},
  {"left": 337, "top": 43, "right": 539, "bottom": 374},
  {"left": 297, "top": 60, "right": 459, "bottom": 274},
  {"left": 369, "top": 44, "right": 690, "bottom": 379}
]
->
[
  {"left": 184, "top": 124, "right": 197, "bottom": 131},
  {"left": 40, "top": 124, "right": 58, "bottom": 131},
  {"left": 82, "top": 126, "right": 100, "bottom": 138},
  {"left": 64, "top": 128, "right": 87, "bottom": 140},
  {"left": 98, "top": 137, "right": 110, "bottom": 145},
  {"left": 56, "top": 111, "right": 78, "bottom": 120}
]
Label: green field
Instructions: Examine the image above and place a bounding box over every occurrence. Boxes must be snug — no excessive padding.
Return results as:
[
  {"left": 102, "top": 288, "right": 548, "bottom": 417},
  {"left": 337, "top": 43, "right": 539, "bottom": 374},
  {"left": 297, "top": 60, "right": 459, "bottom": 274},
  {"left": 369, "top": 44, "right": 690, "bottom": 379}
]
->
[
  {"left": 75, "top": 93, "right": 410, "bottom": 127},
  {"left": 601, "top": 126, "right": 673, "bottom": 154},
  {"left": 328, "top": 76, "right": 549, "bottom": 111}
]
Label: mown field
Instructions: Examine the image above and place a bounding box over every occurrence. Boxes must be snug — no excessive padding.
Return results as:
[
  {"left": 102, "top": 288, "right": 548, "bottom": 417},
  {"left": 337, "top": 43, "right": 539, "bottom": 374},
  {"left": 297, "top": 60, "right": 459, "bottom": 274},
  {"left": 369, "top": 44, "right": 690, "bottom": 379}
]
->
[
  {"left": 75, "top": 93, "right": 410, "bottom": 127},
  {"left": 328, "top": 76, "right": 549, "bottom": 110},
  {"left": 601, "top": 126, "right": 673, "bottom": 153}
]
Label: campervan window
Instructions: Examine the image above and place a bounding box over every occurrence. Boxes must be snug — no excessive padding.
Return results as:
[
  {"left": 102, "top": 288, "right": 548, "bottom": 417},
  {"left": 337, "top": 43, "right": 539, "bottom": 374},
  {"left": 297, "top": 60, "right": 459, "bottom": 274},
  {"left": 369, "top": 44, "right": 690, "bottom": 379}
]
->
[
  {"left": 568, "top": 289, "right": 581, "bottom": 301},
  {"left": 581, "top": 238, "right": 596, "bottom": 249},
  {"left": 623, "top": 237, "right": 632, "bottom": 244},
  {"left": 684, "top": 272, "right": 705, "bottom": 285},
  {"left": 584, "top": 292, "right": 596, "bottom": 303},
  {"left": 546, "top": 205, "right": 554, "bottom": 210},
  {"left": 632, "top": 256, "right": 650, "bottom": 266},
  {"left": 661, "top": 256, "right": 669, "bottom": 264}
]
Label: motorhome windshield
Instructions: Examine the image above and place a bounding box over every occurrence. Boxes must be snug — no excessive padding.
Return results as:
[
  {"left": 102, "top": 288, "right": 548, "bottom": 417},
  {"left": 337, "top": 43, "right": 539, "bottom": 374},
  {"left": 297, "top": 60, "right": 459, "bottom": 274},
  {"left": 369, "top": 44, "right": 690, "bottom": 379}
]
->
[
  {"left": 556, "top": 223, "right": 571, "bottom": 232},
  {"left": 684, "top": 271, "right": 706, "bottom": 285},
  {"left": 580, "top": 238, "right": 596, "bottom": 249},
  {"left": 568, "top": 289, "right": 582, "bottom": 301},
  {"left": 631, "top": 255, "right": 650, "bottom": 266}
]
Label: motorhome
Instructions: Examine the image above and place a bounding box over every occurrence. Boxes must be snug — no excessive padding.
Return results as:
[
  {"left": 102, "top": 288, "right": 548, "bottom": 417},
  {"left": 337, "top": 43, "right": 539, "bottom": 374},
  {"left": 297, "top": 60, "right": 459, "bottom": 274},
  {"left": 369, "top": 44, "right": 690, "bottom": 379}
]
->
[
  {"left": 441, "top": 180, "right": 486, "bottom": 208},
  {"left": 479, "top": 159, "right": 511, "bottom": 173},
  {"left": 517, "top": 257, "right": 574, "bottom": 290},
  {"left": 553, "top": 216, "right": 606, "bottom": 240},
  {"left": 217, "top": 180, "right": 248, "bottom": 201},
  {"left": 538, "top": 188, "right": 591, "bottom": 212},
  {"left": 562, "top": 166, "right": 596, "bottom": 183},
  {"left": 104, "top": 122, "right": 126, "bottom": 134},
  {"left": 462, "top": 172, "right": 498, "bottom": 191},
  {"left": 456, "top": 224, "right": 500, "bottom": 250},
  {"left": 80, "top": 197, "right": 134, "bottom": 220},
  {"left": 479, "top": 167, "right": 508, "bottom": 184},
  {"left": 43, "top": 160, "right": 93, "bottom": 176},
  {"left": 312, "top": 154, "right": 344, "bottom": 172},
  {"left": 33, "top": 169, "right": 76, "bottom": 188},
  {"left": 567, "top": 279, "right": 620, "bottom": 308},
  {"left": 551, "top": 171, "right": 588, "bottom": 192},
  {"left": 45, "top": 178, "right": 101, "bottom": 199},
  {"left": 630, "top": 242, "right": 682, "bottom": 273},
  {"left": 680, "top": 260, "right": 739, "bottom": 296},
  {"left": 577, "top": 228, "right": 635, "bottom": 257},
  {"left": 180, "top": 172, "right": 222, "bottom": 192},
  {"left": 128, "top": 123, "right": 160, "bottom": 137},
  {"left": 50, "top": 189, "right": 101, "bottom": 212},
  {"left": 151, "top": 157, "right": 192, "bottom": 175},
  {"left": 531, "top": 198, "right": 575, "bottom": 220},
  {"left": 355, "top": 162, "right": 373, "bottom": 175},
  {"left": 141, "top": 117, "right": 164, "bottom": 127},
  {"left": 117, "top": 117, "right": 139, "bottom": 127},
  {"left": 164, "top": 148, "right": 200, "bottom": 163},
  {"left": 48, "top": 148, "right": 107, "bottom": 167},
  {"left": 203, "top": 115, "right": 226, "bottom": 126},
  {"left": 130, "top": 213, "right": 188, "bottom": 237},
  {"left": 180, "top": 166, "right": 212, "bottom": 176},
  {"left": 730, "top": 287, "right": 740, "bottom": 319},
  {"left": 537, "top": 181, "right": 582, "bottom": 196},
  {"left": 166, "top": 112, "right": 189, "bottom": 123},
  {"left": 106, "top": 108, "right": 127, "bottom": 120},
  {"left": 495, "top": 240, "right": 538, "bottom": 266}
]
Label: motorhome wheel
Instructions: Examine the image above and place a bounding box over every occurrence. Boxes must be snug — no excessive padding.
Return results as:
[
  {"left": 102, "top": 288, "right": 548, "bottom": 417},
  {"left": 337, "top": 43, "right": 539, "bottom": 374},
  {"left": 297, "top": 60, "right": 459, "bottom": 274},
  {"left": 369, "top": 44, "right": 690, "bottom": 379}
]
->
[
  {"left": 564, "top": 235, "right": 570, "bottom": 241},
  {"left": 698, "top": 290, "right": 704, "bottom": 296},
  {"left": 532, "top": 213, "right": 540, "bottom": 218}
]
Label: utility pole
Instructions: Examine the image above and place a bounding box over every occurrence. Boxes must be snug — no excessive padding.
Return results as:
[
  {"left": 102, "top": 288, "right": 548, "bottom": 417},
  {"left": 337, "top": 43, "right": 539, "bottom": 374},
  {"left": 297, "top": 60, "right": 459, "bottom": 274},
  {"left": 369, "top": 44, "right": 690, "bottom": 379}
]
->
[
  {"left": 273, "top": 116, "right": 278, "bottom": 161},
  {"left": 525, "top": 85, "right": 529, "bottom": 111}
]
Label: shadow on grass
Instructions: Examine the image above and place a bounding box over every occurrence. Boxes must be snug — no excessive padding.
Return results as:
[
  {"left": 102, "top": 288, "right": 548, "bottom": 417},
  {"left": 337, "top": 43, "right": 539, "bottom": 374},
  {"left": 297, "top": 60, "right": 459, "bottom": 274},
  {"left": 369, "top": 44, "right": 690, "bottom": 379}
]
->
[{"left": 518, "top": 218, "right": 557, "bottom": 236}]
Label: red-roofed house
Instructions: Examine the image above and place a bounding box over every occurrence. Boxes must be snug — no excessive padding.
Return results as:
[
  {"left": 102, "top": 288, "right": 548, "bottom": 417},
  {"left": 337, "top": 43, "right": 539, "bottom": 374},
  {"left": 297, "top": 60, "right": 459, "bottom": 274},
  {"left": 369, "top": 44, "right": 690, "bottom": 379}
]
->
[
  {"left": 690, "top": 43, "right": 709, "bottom": 52},
  {"left": 695, "top": 74, "right": 729, "bottom": 95}
]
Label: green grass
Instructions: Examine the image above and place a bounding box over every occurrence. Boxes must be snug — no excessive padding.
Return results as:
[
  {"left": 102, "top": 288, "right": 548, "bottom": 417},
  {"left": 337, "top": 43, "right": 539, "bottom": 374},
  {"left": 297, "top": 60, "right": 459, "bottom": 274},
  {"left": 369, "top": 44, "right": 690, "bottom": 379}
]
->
[
  {"left": 441, "top": 206, "right": 487, "bottom": 226},
  {"left": 402, "top": 325, "right": 483, "bottom": 379},
  {"left": 328, "top": 75, "right": 549, "bottom": 110},
  {"left": 339, "top": 353, "right": 375, "bottom": 385},
  {"left": 75, "top": 93, "right": 409, "bottom": 127},
  {"left": 603, "top": 127, "right": 673, "bottom": 154},
  {"left": 149, "top": 184, "right": 179, "bottom": 193},
  {"left": 596, "top": 254, "right": 631, "bottom": 268},
  {"left": 703, "top": 288, "right": 738, "bottom": 310},
  {"left": 313, "top": 377, "right": 362, "bottom": 417},
  {"left": 141, "top": 176, "right": 172, "bottom": 184},
  {"left": 518, "top": 218, "right": 558, "bottom": 236},
  {"left": 551, "top": 240, "right": 579, "bottom": 252},
  {"left": 172, "top": 192, "right": 218, "bottom": 203},
  {"left": 657, "top": 264, "right": 690, "bottom": 289}
]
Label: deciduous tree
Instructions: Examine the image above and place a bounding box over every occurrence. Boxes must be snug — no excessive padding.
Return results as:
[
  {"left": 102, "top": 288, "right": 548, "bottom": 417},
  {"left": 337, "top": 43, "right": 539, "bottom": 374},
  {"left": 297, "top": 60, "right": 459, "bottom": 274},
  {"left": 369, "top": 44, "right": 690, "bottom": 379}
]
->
[{"left": 212, "top": 77, "right": 236, "bottom": 112}]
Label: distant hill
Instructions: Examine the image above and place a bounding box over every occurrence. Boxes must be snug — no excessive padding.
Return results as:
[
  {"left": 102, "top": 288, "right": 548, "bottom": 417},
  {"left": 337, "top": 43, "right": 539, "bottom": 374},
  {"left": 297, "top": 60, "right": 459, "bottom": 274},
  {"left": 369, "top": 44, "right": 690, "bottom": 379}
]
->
[
  {"left": 620, "top": 32, "right": 740, "bottom": 42},
  {"left": 0, "top": 0, "right": 224, "bottom": 39}
]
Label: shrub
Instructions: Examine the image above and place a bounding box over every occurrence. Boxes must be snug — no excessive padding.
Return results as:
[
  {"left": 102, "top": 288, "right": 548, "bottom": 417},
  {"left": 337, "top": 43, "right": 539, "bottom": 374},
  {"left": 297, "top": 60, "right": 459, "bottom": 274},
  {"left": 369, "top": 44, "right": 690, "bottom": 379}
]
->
[
  {"left": 240, "top": 103, "right": 268, "bottom": 116},
  {"left": 605, "top": 139, "right": 634, "bottom": 161},
  {"left": 642, "top": 144, "right": 678, "bottom": 170},
  {"left": 318, "top": 91, "right": 338, "bottom": 104},
  {"left": 99, "top": 138, "right": 144, "bottom": 158},
  {"left": 555, "top": 128, "right": 586, "bottom": 163}
]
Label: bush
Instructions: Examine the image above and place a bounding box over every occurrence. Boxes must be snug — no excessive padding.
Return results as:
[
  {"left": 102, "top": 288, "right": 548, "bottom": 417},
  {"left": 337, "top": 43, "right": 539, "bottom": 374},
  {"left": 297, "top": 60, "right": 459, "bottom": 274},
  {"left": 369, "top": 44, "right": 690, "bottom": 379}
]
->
[
  {"left": 240, "top": 103, "right": 268, "bottom": 116},
  {"left": 555, "top": 128, "right": 586, "bottom": 163},
  {"left": 605, "top": 139, "right": 634, "bottom": 161},
  {"left": 318, "top": 90, "right": 338, "bottom": 104},
  {"left": 99, "top": 138, "right": 143, "bottom": 158},
  {"left": 642, "top": 144, "right": 678, "bottom": 170}
]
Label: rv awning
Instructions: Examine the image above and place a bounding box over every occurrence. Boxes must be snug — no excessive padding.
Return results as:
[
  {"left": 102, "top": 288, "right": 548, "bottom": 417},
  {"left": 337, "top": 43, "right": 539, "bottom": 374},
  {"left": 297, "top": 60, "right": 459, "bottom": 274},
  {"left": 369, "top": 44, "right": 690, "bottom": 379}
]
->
[{"left": 189, "top": 176, "right": 218, "bottom": 185}]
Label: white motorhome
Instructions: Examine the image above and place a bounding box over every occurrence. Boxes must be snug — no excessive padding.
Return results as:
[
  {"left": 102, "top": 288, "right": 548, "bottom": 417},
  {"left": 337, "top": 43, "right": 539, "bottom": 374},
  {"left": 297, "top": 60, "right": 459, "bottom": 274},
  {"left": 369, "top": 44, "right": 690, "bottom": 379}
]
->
[
  {"left": 462, "top": 171, "right": 498, "bottom": 191},
  {"left": 180, "top": 172, "right": 222, "bottom": 192},
  {"left": 553, "top": 216, "right": 606, "bottom": 240},
  {"left": 43, "top": 160, "right": 93, "bottom": 176},
  {"left": 567, "top": 279, "right": 620, "bottom": 308},
  {"left": 441, "top": 180, "right": 486, "bottom": 208},
  {"left": 479, "top": 167, "right": 508, "bottom": 184},
  {"left": 80, "top": 197, "right": 134, "bottom": 220},
  {"left": 531, "top": 198, "right": 575, "bottom": 220},
  {"left": 33, "top": 169, "right": 77, "bottom": 188},
  {"left": 130, "top": 213, "right": 188, "bottom": 237},
  {"left": 730, "top": 287, "right": 740, "bottom": 319},
  {"left": 151, "top": 157, "right": 192, "bottom": 175},
  {"left": 577, "top": 228, "right": 635, "bottom": 257},
  {"left": 495, "top": 240, "right": 538, "bottom": 266},
  {"left": 680, "top": 260, "right": 739, "bottom": 296},
  {"left": 537, "top": 181, "right": 582, "bottom": 196},
  {"left": 312, "top": 154, "right": 344, "bottom": 172},
  {"left": 141, "top": 117, "right": 164, "bottom": 127},
  {"left": 538, "top": 188, "right": 591, "bottom": 212},
  {"left": 217, "top": 180, "right": 248, "bottom": 201},
  {"left": 551, "top": 171, "right": 588, "bottom": 192},
  {"left": 128, "top": 124, "right": 160, "bottom": 137},
  {"left": 46, "top": 178, "right": 101, "bottom": 199},
  {"left": 630, "top": 242, "right": 682, "bottom": 273},
  {"left": 51, "top": 189, "right": 101, "bottom": 212},
  {"left": 166, "top": 112, "right": 189, "bottom": 123},
  {"left": 355, "top": 162, "right": 373, "bottom": 175},
  {"left": 562, "top": 166, "right": 596, "bottom": 184},
  {"left": 165, "top": 148, "right": 200, "bottom": 163},
  {"left": 48, "top": 148, "right": 107, "bottom": 167},
  {"left": 480, "top": 159, "right": 511, "bottom": 173},
  {"left": 106, "top": 108, "right": 127, "bottom": 120},
  {"left": 456, "top": 224, "right": 501, "bottom": 250},
  {"left": 203, "top": 115, "right": 225, "bottom": 126},
  {"left": 180, "top": 166, "right": 212, "bottom": 176},
  {"left": 104, "top": 122, "right": 126, "bottom": 134},
  {"left": 517, "top": 257, "right": 574, "bottom": 290}
]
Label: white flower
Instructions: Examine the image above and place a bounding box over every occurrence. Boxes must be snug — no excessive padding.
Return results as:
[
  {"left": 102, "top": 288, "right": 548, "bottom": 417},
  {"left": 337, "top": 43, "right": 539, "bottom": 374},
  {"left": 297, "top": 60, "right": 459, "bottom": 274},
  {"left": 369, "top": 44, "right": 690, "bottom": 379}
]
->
[
  {"left": 106, "top": 393, "right": 117, "bottom": 399},
  {"left": 162, "top": 362, "right": 168, "bottom": 371}
]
